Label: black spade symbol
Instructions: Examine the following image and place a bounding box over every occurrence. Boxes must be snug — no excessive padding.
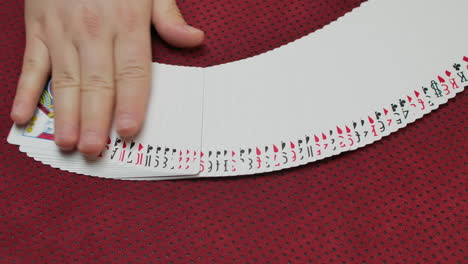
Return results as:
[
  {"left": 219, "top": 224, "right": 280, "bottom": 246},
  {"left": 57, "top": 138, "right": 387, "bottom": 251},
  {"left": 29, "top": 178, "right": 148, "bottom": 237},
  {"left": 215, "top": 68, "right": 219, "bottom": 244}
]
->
[
  {"left": 147, "top": 145, "right": 153, "bottom": 154},
  {"left": 375, "top": 111, "right": 382, "bottom": 120},
  {"left": 399, "top": 99, "right": 406, "bottom": 107}
]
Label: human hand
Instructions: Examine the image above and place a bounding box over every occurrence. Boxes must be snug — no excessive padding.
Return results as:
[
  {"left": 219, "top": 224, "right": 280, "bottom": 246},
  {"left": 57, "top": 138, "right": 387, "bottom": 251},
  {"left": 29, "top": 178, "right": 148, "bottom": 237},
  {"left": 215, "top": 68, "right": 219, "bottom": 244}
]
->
[{"left": 10, "top": 0, "right": 204, "bottom": 157}]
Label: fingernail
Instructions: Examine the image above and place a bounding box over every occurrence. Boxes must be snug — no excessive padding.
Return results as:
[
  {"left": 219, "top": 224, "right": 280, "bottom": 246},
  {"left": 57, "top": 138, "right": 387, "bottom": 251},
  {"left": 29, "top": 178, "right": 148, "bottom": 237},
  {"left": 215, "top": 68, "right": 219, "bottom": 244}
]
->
[
  {"left": 55, "top": 123, "right": 77, "bottom": 151},
  {"left": 183, "top": 25, "right": 203, "bottom": 34},
  {"left": 117, "top": 114, "right": 137, "bottom": 136},
  {"left": 78, "top": 130, "right": 101, "bottom": 156},
  {"left": 10, "top": 102, "right": 26, "bottom": 121}
]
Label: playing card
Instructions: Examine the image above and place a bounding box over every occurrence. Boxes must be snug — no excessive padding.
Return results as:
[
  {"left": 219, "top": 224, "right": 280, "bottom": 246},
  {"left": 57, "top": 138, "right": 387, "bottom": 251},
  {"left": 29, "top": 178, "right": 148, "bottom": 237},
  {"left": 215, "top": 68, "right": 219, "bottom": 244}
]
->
[
  {"left": 198, "top": 0, "right": 467, "bottom": 177},
  {"left": 10, "top": 63, "right": 204, "bottom": 178},
  {"left": 8, "top": 0, "right": 468, "bottom": 180},
  {"left": 26, "top": 150, "right": 199, "bottom": 180}
]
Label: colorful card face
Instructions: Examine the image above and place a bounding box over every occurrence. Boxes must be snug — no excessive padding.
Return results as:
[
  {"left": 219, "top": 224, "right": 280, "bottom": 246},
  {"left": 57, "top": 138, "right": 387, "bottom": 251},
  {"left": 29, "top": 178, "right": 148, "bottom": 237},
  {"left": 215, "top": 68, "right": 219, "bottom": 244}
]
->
[
  {"left": 22, "top": 81, "right": 55, "bottom": 140},
  {"left": 8, "top": 0, "right": 468, "bottom": 180}
]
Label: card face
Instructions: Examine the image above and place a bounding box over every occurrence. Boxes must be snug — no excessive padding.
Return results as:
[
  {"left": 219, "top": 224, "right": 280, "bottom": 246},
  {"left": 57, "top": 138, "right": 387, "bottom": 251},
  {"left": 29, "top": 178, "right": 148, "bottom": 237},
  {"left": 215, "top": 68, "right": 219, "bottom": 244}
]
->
[
  {"left": 7, "top": 81, "right": 59, "bottom": 148},
  {"left": 22, "top": 81, "right": 55, "bottom": 140}
]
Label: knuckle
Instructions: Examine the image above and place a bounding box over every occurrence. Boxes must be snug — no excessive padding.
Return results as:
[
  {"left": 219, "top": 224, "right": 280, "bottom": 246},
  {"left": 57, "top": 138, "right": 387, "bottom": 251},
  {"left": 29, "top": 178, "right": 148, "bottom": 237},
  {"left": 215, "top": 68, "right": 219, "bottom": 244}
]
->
[
  {"left": 41, "top": 15, "right": 53, "bottom": 32},
  {"left": 42, "top": 15, "right": 64, "bottom": 37},
  {"left": 116, "top": 63, "right": 149, "bottom": 82},
  {"left": 79, "top": 5, "right": 101, "bottom": 39},
  {"left": 22, "top": 57, "right": 42, "bottom": 72},
  {"left": 116, "top": 0, "right": 148, "bottom": 33},
  {"left": 53, "top": 71, "right": 80, "bottom": 90},
  {"left": 26, "top": 19, "right": 46, "bottom": 37},
  {"left": 82, "top": 75, "right": 114, "bottom": 93},
  {"left": 119, "top": 9, "right": 140, "bottom": 33}
]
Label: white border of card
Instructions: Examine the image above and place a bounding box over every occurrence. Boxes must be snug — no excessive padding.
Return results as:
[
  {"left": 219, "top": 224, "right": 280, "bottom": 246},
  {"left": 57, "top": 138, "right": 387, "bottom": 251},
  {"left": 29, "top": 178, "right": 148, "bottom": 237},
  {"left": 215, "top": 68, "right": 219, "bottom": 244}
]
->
[{"left": 7, "top": 0, "right": 468, "bottom": 180}]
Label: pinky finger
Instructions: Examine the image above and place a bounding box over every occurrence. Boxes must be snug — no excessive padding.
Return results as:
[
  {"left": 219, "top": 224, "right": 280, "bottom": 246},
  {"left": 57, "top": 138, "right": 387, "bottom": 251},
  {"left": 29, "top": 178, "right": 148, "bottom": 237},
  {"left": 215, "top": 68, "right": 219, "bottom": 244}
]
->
[{"left": 11, "top": 36, "right": 51, "bottom": 124}]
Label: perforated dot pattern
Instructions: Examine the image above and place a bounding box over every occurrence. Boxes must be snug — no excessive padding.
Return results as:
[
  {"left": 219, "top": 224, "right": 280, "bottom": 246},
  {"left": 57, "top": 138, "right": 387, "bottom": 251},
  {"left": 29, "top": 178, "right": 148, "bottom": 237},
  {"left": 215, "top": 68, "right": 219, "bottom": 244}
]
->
[{"left": 0, "top": 0, "right": 466, "bottom": 263}]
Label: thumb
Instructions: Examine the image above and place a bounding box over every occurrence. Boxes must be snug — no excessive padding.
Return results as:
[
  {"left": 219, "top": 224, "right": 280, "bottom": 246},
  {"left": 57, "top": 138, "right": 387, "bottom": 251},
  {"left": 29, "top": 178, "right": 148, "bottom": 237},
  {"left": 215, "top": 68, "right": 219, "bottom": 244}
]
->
[{"left": 152, "top": 0, "right": 205, "bottom": 48}]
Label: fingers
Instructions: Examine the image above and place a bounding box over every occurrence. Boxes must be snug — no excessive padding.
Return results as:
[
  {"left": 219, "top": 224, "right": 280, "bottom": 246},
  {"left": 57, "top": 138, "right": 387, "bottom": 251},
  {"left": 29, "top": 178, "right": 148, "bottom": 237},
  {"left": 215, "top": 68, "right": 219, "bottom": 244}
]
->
[
  {"left": 114, "top": 24, "right": 152, "bottom": 137},
  {"left": 11, "top": 35, "right": 51, "bottom": 124},
  {"left": 16, "top": 0, "right": 200, "bottom": 158},
  {"left": 77, "top": 38, "right": 115, "bottom": 157},
  {"left": 152, "top": 0, "right": 204, "bottom": 48},
  {"left": 50, "top": 42, "right": 81, "bottom": 150}
]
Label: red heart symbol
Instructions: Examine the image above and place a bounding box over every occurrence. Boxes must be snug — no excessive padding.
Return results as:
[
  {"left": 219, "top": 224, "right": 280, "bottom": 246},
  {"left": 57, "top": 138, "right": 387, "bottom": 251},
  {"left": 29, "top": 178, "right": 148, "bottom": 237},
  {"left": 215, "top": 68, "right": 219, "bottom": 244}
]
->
[
  {"left": 290, "top": 141, "right": 296, "bottom": 149},
  {"left": 314, "top": 135, "right": 320, "bottom": 142},
  {"left": 445, "top": 70, "right": 451, "bottom": 77},
  {"left": 337, "top": 126, "right": 343, "bottom": 134},
  {"left": 256, "top": 147, "right": 261, "bottom": 155},
  {"left": 138, "top": 144, "right": 143, "bottom": 151},
  {"left": 273, "top": 144, "right": 279, "bottom": 153}
]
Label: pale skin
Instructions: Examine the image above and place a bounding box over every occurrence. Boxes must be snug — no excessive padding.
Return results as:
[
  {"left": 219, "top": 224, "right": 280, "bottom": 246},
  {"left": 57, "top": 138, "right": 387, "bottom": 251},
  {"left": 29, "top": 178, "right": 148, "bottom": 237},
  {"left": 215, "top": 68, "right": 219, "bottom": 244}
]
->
[{"left": 10, "top": 0, "right": 204, "bottom": 158}]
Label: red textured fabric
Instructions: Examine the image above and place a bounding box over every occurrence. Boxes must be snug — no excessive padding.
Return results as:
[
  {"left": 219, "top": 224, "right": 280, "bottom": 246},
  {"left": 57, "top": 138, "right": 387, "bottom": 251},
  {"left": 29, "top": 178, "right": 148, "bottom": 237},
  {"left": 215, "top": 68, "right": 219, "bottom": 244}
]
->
[{"left": 0, "top": 0, "right": 466, "bottom": 263}]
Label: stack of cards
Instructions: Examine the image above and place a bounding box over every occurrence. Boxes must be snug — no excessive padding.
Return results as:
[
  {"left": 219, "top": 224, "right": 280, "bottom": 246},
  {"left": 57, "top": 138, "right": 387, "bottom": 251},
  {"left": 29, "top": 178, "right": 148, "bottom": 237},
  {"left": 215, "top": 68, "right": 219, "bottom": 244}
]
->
[{"left": 8, "top": 0, "right": 468, "bottom": 180}]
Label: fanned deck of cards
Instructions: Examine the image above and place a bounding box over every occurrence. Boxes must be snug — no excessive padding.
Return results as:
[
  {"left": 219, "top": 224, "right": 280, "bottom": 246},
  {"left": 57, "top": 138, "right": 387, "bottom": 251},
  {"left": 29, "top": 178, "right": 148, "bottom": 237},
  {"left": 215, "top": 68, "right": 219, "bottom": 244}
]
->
[{"left": 7, "top": 0, "right": 468, "bottom": 180}]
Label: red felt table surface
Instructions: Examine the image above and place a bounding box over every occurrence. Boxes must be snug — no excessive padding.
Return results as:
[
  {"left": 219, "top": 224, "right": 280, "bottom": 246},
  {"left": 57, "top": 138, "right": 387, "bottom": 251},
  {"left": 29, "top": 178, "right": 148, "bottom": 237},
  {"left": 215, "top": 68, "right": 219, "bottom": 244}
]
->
[{"left": 0, "top": 0, "right": 466, "bottom": 263}]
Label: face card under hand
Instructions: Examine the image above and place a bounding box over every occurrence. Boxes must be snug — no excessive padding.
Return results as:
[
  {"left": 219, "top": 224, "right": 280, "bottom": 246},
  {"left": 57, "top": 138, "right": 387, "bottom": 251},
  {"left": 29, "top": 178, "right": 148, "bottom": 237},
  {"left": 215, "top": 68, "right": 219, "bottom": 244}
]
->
[{"left": 9, "top": 63, "right": 204, "bottom": 178}]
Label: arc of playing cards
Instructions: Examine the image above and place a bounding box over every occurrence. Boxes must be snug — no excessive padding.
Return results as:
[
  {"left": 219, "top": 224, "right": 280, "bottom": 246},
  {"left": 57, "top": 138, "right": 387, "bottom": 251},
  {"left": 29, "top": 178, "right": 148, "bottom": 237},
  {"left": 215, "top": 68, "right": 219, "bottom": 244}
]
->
[{"left": 8, "top": 0, "right": 468, "bottom": 180}]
